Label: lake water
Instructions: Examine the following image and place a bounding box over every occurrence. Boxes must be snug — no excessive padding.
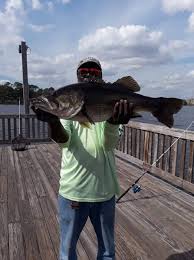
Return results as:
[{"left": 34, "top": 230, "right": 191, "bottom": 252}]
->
[{"left": 0, "top": 104, "right": 194, "bottom": 131}]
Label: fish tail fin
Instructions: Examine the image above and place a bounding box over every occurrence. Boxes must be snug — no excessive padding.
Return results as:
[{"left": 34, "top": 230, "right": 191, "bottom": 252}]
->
[{"left": 152, "top": 98, "right": 184, "bottom": 128}]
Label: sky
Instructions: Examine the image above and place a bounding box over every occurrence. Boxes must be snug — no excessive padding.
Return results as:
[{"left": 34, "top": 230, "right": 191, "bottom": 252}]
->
[{"left": 0, "top": 0, "right": 194, "bottom": 98}]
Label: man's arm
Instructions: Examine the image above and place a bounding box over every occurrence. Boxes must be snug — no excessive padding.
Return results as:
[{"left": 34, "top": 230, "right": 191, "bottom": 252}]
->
[
  {"left": 31, "top": 107, "right": 69, "bottom": 144},
  {"left": 48, "top": 119, "right": 69, "bottom": 144}
]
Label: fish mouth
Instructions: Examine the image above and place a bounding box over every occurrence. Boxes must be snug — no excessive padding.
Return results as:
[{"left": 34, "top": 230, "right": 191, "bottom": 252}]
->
[{"left": 31, "top": 96, "right": 58, "bottom": 112}]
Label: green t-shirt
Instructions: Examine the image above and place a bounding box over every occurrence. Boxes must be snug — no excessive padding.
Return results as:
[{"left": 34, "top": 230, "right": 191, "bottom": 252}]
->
[{"left": 58, "top": 119, "right": 121, "bottom": 202}]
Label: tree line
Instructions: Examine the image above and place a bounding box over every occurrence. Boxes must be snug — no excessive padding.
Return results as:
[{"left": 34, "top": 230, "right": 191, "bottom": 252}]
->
[{"left": 0, "top": 82, "right": 54, "bottom": 104}]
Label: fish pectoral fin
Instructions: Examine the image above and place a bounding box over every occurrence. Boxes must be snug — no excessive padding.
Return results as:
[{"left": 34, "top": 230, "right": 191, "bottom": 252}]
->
[
  {"left": 81, "top": 104, "right": 95, "bottom": 124},
  {"left": 114, "top": 76, "right": 140, "bottom": 92},
  {"left": 79, "top": 122, "right": 92, "bottom": 128},
  {"left": 152, "top": 98, "right": 184, "bottom": 128}
]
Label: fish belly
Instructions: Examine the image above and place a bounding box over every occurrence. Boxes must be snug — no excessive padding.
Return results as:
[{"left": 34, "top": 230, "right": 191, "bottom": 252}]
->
[{"left": 72, "top": 104, "right": 113, "bottom": 123}]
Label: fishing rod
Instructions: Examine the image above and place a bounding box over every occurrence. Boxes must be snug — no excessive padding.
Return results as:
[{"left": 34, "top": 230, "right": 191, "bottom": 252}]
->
[{"left": 116, "top": 120, "right": 194, "bottom": 203}]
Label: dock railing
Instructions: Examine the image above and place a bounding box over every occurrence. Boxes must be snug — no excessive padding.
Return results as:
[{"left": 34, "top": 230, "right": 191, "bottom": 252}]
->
[
  {"left": 0, "top": 114, "right": 50, "bottom": 144},
  {"left": 1, "top": 115, "right": 194, "bottom": 193},
  {"left": 117, "top": 121, "right": 194, "bottom": 194}
]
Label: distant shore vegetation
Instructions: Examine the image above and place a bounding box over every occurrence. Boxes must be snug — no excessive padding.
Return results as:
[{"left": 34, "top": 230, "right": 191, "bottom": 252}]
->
[{"left": 0, "top": 82, "right": 54, "bottom": 104}]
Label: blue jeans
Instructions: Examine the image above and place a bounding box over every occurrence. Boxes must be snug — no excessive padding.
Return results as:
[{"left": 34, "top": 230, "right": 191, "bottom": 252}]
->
[{"left": 58, "top": 194, "right": 115, "bottom": 260}]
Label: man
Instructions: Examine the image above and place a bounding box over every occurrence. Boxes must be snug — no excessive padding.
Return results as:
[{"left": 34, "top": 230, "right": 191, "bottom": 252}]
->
[{"left": 33, "top": 57, "right": 138, "bottom": 260}]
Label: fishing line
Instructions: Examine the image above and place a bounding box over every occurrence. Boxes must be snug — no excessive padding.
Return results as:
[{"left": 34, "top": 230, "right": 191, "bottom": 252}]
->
[{"left": 116, "top": 120, "right": 194, "bottom": 203}]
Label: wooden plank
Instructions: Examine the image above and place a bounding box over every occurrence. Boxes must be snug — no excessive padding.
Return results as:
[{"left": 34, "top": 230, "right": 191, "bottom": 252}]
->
[
  {"left": 32, "top": 117, "right": 35, "bottom": 139},
  {"left": 119, "top": 195, "right": 194, "bottom": 251},
  {"left": 14, "top": 118, "right": 17, "bottom": 138},
  {"left": 116, "top": 154, "right": 194, "bottom": 206},
  {"left": 127, "top": 121, "right": 194, "bottom": 141},
  {"left": 0, "top": 176, "right": 7, "bottom": 202},
  {"left": 0, "top": 203, "right": 8, "bottom": 260},
  {"left": 136, "top": 129, "right": 140, "bottom": 159},
  {"left": 122, "top": 126, "right": 125, "bottom": 153},
  {"left": 8, "top": 223, "right": 25, "bottom": 260},
  {"left": 142, "top": 175, "right": 194, "bottom": 226},
  {"left": 38, "top": 145, "right": 60, "bottom": 178},
  {"left": 21, "top": 221, "right": 42, "bottom": 260},
  {"left": 170, "top": 137, "right": 178, "bottom": 176},
  {"left": 152, "top": 133, "right": 158, "bottom": 166},
  {"left": 123, "top": 126, "right": 127, "bottom": 153},
  {"left": 42, "top": 122, "right": 46, "bottom": 139},
  {"left": 39, "top": 197, "right": 59, "bottom": 258},
  {"left": 43, "top": 144, "right": 61, "bottom": 177},
  {"left": 47, "top": 142, "right": 61, "bottom": 157},
  {"left": 29, "top": 149, "right": 58, "bottom": 213},
  {"left": 17, "top": 151, "right": 43, "bottom": 219},
  {"left": 124, "top": 127, "right": 128, "bottom": 154},
  {"left": 0, "top": 146, "right": 8, "bottom": 176},
  {"left": 7, "top": 118, "right": 11, "bottom": 141},
  {"left": 35, "top": 219, "right": 57, "bottom": 260},
  {"left": 157, "top": 134, "right": 164, "bottom": 169},
  {"left": 18, "top": 199, "right": 42, "bottom": 260},
  {"left": 0, "top": 147, "right": 2, "bottom": 174},
  {"left": 131, "top": 128, "right": 136, "bottom": 157},
  {"left": 116, "top": 160, "right": 194, "bottom": 251},
  {"left": 24, "top": 150, "right": 46, "bottom": 197},
  {"left": 13, "top": 151, "right": 27, "bottom": 200},
  {"left": 188, "top": 141, "right": 194, "bottom": 183},
  {"left": 143, "top": 131, "right": 149, "bottom": 163},
  {"left": 163, "top": 135, "right": 171, "bottom": 173},
  {"left": 33, "top": 146, "right": 59, "bottom": 193},
  {"left": 127, "top": 127, "right": 132, "bottom": 155},
  {"left": 179, "top": 139, "right": 186, "bottom": 179},
  {"left": 25, "top": 117, "right": 31, "bottom": 138},
  {"left": 2, "top": 142, "right": 194, "bottom": 260},
  {"left": 116, "top": 205, "right": 174, "bottom": 259},
  {"left": 0, "top": 114, "right": 33, "bottom": 118},
  {"left": 2, "top": 118, "right": 6, "bottom": 141},
  {"left": 115, "top": 150, "right": 194, "bottom": 195},
  {"left": 37, "top": 119, "right": 41, "bottom": 138},
  {"left": 77, "top": 239, "right": 90, "bottom": 260},
  {"left": 119, "top": 129, "right": 124, "bottom": 152},
  {"left": 7, "top": 147, "right": 20, "bottom": 224},
  {"left": 148, "top": 132, "right": 152, "bottom": 165},
  {"left": 140, "top": 130, "right": 145, "bottom": 161},
  {"left": 20, "top": 117, "right": 23, "bottom": 136}
]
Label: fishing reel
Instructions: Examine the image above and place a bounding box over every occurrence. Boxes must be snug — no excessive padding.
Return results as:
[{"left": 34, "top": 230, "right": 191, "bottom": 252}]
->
[{"left": 132, "top": 184, "right": 141, "bottom": 193}]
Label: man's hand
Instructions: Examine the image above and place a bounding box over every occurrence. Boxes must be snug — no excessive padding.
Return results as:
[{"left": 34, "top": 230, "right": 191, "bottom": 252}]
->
[
  {"left": 107, "top": 100, "right": 134, "bottom": 125},
  {"left": 31, "top": 106, "right": 58, "bottom": 123}
]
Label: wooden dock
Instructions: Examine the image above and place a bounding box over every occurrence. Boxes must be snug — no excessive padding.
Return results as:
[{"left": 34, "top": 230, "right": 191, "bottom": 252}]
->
[{"left": 0, "top": 143, "right": 194, "bottom": 260}]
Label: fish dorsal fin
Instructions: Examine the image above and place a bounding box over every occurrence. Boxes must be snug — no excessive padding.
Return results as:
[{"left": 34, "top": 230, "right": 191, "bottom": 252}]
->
[{"left": 114, "top": 76, "right": 140, "bottom": 92}]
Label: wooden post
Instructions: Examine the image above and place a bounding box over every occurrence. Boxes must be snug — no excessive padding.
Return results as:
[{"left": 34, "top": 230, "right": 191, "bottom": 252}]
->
[
  {"left": 19, "top": 41, "right": 29, "bottom": 114},
  {"left": 19, "top": 41, "right": 30, "bottom": 137}
]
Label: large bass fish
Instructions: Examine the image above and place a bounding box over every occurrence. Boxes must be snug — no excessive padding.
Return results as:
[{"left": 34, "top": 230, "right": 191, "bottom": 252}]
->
[{"left": 31, "top": 79, "right": 191, "bottom": 128}]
